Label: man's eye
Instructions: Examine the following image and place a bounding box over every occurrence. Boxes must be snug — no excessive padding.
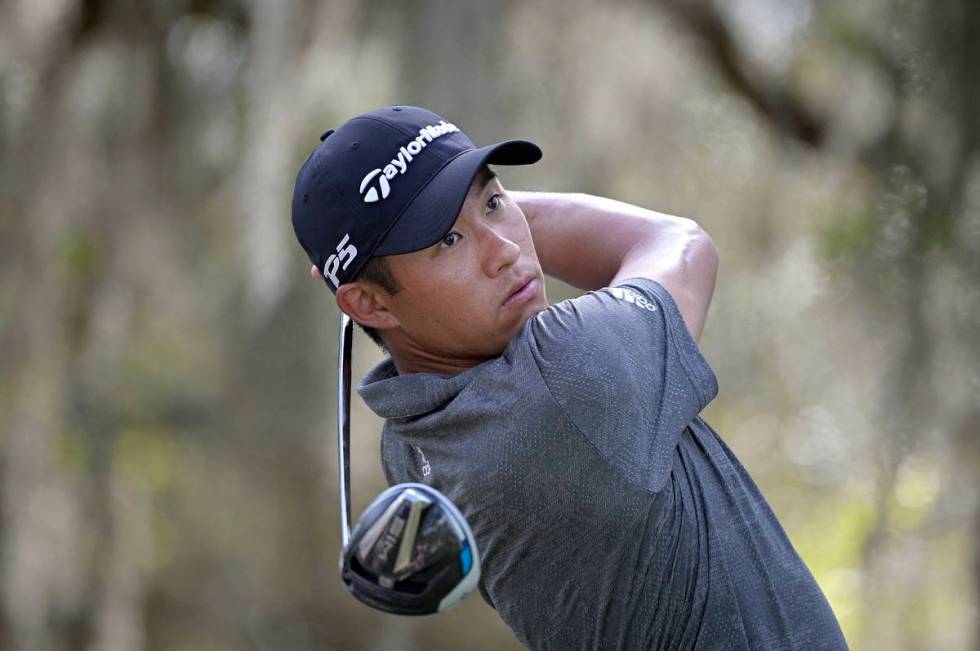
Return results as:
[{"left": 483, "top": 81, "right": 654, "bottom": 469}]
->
[
  {"left": 486, "top": 194, "right": 500, "bottom": 212},
  {"left": 440, "top": 232, "right": 461, "bottom": 247}
]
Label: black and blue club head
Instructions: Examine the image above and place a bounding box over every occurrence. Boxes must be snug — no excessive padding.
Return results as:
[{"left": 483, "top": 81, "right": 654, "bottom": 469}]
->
[{"left": 340, "top": 482, "right": 481, "bottom": 615}]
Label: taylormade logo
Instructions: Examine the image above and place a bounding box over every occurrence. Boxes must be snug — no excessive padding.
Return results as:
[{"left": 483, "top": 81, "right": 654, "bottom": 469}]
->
[{"left": 359, "top": 120, "right": 460, "bottom": 203}]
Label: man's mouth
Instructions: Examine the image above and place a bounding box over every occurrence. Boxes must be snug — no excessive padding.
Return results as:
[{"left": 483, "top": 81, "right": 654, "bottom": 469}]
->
[{"left": 503, "top": 276, "right": 539, "bottom": 309}]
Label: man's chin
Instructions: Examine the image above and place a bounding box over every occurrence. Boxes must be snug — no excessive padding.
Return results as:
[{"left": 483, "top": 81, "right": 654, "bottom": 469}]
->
[{"left": 506, "top": 300, "right": 548, "bottom": 340}]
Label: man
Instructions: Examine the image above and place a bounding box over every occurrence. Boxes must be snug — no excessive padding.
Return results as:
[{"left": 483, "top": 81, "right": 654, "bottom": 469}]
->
[{"left": 291, "top": 106, "right": 848, "bottom": 650}]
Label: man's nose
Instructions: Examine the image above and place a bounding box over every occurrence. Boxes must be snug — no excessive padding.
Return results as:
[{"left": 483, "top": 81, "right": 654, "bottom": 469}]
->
[{"left": 479, "top": 225, "right": 521, "bottom": 277}]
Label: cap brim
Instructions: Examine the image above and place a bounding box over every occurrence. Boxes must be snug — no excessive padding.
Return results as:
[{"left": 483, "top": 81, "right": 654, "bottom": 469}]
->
[{"left": 373, "top": 140, "right": 542, "bottom": 257}]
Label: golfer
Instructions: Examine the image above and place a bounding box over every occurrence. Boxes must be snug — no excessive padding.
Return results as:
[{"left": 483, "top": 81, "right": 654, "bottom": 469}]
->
[{"left": 292, "top": 106, "right": 848, "bottom": 650}]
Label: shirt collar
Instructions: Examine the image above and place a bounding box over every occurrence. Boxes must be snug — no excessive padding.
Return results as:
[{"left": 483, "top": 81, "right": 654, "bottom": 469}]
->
[{"left": 356, "top": 357, "right": 490, "bottom": 419}]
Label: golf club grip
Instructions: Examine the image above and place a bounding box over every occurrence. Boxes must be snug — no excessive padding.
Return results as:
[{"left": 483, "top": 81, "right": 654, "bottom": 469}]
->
[{"left": 338, "top": 313, "right": 354, "bottom": 548}]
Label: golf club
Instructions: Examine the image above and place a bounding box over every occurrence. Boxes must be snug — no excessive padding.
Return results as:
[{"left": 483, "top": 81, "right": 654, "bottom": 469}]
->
[{"left": 336, "top": 313, "right": 481, "bottom": 615}]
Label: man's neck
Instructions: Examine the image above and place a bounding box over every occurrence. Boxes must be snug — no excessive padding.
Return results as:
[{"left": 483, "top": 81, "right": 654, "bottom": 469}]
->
[{"left": 387, "top": 345, "right": 493, "bottom": 376}]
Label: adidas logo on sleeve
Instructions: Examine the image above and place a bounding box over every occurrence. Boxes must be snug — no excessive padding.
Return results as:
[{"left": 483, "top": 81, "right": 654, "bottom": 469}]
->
[{"left": 609, "top": 286, "right": 658, "bottom": 313}]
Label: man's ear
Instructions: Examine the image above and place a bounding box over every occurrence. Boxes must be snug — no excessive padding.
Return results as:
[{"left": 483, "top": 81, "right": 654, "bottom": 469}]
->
[{"left": 336, "top": 282, "right": 400, "bottom": 330}]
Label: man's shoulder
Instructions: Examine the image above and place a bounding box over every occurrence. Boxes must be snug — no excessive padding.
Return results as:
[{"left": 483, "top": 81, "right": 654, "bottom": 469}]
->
[{"left": 521, "top": 280, "right": 666, "bottom": 374}]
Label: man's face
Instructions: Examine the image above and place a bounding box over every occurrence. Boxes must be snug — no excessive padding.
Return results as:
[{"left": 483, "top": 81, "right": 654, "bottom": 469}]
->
[{"left": 382, "top": 169, "right": 548, "bottom": 362}]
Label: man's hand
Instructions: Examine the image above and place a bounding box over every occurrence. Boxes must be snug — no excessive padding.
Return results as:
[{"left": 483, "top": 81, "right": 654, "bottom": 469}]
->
[{"left": 511, "top": 191, "right": 718, "bottom": 342}]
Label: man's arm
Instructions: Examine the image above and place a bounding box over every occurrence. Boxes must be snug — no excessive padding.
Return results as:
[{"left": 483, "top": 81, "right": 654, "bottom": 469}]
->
[{"left": 511, "top": 191, "right": 719, "bottom": 342}]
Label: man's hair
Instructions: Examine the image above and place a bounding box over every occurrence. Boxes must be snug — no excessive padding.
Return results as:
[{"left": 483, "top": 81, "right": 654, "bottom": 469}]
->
[{"left": 354, "top": 256, "right": 401, "bottom": 350}]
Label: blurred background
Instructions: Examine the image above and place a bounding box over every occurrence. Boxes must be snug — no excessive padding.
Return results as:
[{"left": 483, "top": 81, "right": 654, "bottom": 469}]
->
[{"left": 1, "top": 0, "right": 978, "bottom": 649}]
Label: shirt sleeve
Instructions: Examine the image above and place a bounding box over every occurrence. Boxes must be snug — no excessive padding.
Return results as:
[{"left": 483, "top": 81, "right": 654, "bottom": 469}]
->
[{"left": 526, "top": 277, "right": 718, "bottom": 493}]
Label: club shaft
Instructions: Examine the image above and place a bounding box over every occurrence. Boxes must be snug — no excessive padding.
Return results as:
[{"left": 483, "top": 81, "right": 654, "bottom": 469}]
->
[{"left": 338, "top": 313, "right": 354, "bottom": 549}]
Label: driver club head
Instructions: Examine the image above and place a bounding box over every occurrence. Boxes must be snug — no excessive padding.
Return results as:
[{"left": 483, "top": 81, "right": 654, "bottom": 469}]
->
[{"left": 340, "top": 482, "right": 481, "bottom": 615}]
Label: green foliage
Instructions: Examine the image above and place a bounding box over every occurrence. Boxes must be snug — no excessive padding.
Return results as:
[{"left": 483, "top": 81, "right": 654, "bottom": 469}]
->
[
  {"left": 58, "top": 227, "right": 97, "bottom": 278},
  {"left": 818, "top": 210, "right": 878, "bottom": 263},
  {"left": 114, "top": 426, "right": 178, "bottom": 495},
  {"left": 794, "top": 492, "right": 875, "bottom": 640}
]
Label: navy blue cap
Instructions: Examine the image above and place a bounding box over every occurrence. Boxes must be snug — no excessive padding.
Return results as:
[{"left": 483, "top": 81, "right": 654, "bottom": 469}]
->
[{"left": 291, "top": 106, "right": 542, "bottom": 291}]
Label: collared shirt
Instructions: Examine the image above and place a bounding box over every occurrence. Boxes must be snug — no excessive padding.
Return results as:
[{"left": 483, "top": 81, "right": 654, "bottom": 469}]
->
[{"left": 359, "top": 278, "right": 848, "bottom": 650}]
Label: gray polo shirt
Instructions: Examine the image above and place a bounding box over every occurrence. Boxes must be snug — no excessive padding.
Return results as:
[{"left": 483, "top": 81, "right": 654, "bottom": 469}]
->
[{"left": 358, "top": 278, "right": 848, "bottom": 650}]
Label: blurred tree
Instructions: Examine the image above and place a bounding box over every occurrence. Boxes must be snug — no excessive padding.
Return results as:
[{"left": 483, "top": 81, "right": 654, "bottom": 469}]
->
[{"left": 0, "top": 0, "right": 976, "bottom": 649}]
